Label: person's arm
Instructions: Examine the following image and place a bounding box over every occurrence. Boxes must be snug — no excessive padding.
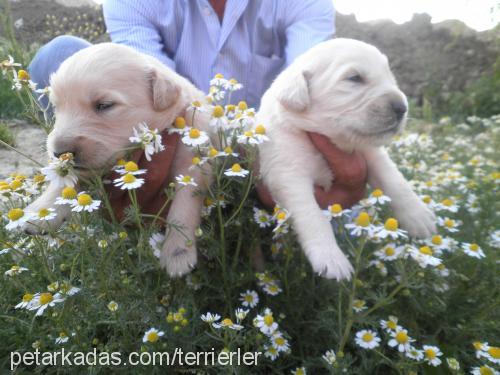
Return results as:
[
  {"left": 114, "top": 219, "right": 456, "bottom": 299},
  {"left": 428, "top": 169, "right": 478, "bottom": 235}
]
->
[
  {"left": 283, "top": 0, "right": 335, "bottom": 66},
  {"left": 102, "top": 0, "right": 176, "bottom": 70}
]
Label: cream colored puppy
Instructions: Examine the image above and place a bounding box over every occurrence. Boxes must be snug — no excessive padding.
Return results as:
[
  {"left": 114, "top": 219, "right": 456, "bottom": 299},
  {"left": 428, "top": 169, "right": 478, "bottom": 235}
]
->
[
  {"left": 258, "top": 38, "right": 436, "bottom": 281},
  {"left": 25, "top": 43, "right": 212, "bottom": 277}
]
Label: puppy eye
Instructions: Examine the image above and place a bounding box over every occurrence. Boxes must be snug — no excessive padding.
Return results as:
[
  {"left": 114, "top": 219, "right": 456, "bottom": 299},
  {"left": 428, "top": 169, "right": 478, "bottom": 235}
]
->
[
  {"left": 347, "top": 74, "right": 364, "bottom": 83},
  {"left": 95, "top": 101, "right": 115, "bottom": 112}
]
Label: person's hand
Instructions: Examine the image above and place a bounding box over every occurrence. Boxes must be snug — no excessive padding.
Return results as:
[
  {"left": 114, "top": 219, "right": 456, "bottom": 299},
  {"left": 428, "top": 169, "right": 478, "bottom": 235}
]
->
[
  {"left": 256, "top": 132, "right": 367, "bottom": 209},
  {"left": 105, "top": 130, "right": 180, "bottom": 221}
]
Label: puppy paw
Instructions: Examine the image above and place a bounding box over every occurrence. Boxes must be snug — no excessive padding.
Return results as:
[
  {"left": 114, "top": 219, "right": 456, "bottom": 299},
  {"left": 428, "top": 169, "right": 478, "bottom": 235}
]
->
[
  {"left": 160, "top": 236, "right": 197, "bottom": 278},
  {"left": 307, "top": 246, "right": 353, "bottom": 281},
  {"left": 396, "top": 201, "right": 437, "bottom": 239}
]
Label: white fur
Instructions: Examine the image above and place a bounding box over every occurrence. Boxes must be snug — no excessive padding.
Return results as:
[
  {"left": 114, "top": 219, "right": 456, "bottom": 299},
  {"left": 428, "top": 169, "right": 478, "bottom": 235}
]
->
[
  {"left": 258, "top": 38, "right": 436, "bottom": 281},
  {"left": 25, "top": 43, "right": 214, "bottom": 277}
]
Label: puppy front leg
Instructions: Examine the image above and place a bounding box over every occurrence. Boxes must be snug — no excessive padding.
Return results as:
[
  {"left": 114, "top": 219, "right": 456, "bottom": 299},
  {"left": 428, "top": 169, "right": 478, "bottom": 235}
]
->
[
  {"left": 270, "top": 176, "right": 353, "bottom": 280},
  {"left": 362, "top": 147, "right": 436, "bottom": 238},
  {"left": 24, "top": 182, "right": 71, "bottom": 234},
  {"left": 160, "top": 145, "right": 208, "bottom": 277}
]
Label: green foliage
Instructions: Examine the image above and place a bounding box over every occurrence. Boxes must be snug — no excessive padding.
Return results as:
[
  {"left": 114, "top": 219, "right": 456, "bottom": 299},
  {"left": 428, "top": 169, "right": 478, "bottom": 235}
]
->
[{"left": 0, "top": 122, "right": 15, "bottom": 146}]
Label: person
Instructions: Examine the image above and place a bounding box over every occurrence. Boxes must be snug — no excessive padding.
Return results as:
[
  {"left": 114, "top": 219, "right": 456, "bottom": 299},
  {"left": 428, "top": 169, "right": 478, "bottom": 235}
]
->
[{"left": 28, "top": 0, "right": 367, "bottom": 219}]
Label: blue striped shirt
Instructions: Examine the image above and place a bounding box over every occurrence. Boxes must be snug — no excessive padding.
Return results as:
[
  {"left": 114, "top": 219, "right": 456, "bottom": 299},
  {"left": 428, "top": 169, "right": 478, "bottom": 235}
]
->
[{"left": 102, "top": 0, "right": 335, "bottom": 108}]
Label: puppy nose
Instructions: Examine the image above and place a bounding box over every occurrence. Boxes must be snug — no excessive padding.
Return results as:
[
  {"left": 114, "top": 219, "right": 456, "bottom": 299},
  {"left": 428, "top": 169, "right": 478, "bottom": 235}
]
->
[
  {"left": 391, "top": 101, "right": 407, "bottom": 120},
  {"left": 53, "top": 150, "right": 75, "bottom": 158}
]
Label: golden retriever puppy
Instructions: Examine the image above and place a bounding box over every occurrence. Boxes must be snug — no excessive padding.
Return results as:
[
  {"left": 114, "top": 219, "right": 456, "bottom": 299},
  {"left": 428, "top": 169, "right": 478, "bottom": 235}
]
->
[
  {"left": 24, "top": 43, "right": 212, "bottom": 277},
  {"left": 258, "top": 38, "right": 436, "bottom": 281}
]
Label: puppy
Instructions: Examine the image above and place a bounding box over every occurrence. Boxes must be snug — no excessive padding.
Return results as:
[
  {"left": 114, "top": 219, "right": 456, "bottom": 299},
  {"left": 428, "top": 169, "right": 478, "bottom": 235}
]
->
[
  {"left": 258, "top": 38, "right": 436, "bottom": 280},
  {"left": 24, "top": 43, "right": 212, "bottom": 277}
]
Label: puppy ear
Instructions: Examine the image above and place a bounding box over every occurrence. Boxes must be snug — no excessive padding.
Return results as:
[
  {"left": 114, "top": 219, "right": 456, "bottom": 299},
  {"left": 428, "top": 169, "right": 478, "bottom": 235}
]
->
[
  {"left": 276, "top": 70, "right": 310, "bottom": 112},
  {"left": 149, "top": 68, "right": 180, "bottom": 111}
]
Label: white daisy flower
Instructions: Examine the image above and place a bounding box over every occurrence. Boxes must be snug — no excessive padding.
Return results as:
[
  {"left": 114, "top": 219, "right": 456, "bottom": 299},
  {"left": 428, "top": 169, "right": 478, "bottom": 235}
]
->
[
  {"left": 380, "top": 316, "right": 401, "bottom": 333},
  {"left": 264, "top": 345, "right": 279, "bottom": 361},
  {"left": 437, "top": 217, "right": 460, "bottom": 233},
  {"left": 213, "top": 318, "right": 243, "bottom": 330},
  {"left": 224, "top": 163, "right": 249, "bottom": 177},
  {"left": 209, "top": 73, "right": 228, "bottom": 87},
  {"left": 169, "top": 116, "right": 189, "bottom": 134},
  {"left": 107, "top": 301, "right": 119, "bottom": 312},
  {"left": 262, "top": 283, "right": 282, "bottom": 296},
  {"left": 240, "top": 290, "right": 259, "bottom": 308},
  {"left": 5, "top": 208, "right": 33, "bottom": 230},
  {"left": 375, "top": 244, "right": 403, "bottom": 261},
  {"left": 12, "top": 69, "right": 37, "bottom": 91},
  {"left": 462, "top": 243, "right": 486, "bottom": 259},
  {"left": 209, "top": 105, "right": 228, "bottom": 129},
  {"left": 291, "top": 367, "right": 307, "bottom": 375},
  {"left": 29, "top": 292, "right": 65, "bottom": 316},
  {"left": 253, "top": 207, "right": 272, "bottom": 228},
  {"left": 367, "top": 189, "right": 391, "bottom": 205},
  {"left": 149, "top": 232, "right": 165, "bottom": 258},
  {"left": 446, "top": 357, "right": 460, "bottom": 370},
  {"left": 55, "top": 331, "right": 74, "bottom": 345},
  {"left": 322, "top": 350, "right": 337, "bottom": 366},
  {"left": 41, "top": 153, "right": 78, "bottom": 188},
  {"left": 376, "top": 218, "right": 408, "bottom": 240},
  {"left": 423, "top": 345, "right": 443, "bottom": 366},
  {"left": 270, "top": 331, "right": 290, "bottom": 352},
  {"left": 345, "top": 211, "right": 377, "bottom": 237},
  {"left": 114, "top": 161, "right": 147, "bottom": 176},
  {"left": 470, "top": 365, "right": 499, "bottom": 375},
  {"left": 235, "top": 308, "right": 249, "bottom": 322},
  {"left": 352, "top": 299, "right": 367, "bottom": 313},
  {"left": 15, "top": 293, "right": 35, "bottom": 309},
  {"left": 388, "top": 328, "right": 414, "bottom": 352},
  {"left": 4, "top": 265, "right": 28, "bottom": 276},
  {"left": 435, "top": 197, "right": 459, "bottom": 213},
  {"left": 55, "top": 186, "right": 78, "bottom": 205},
  {"left": 182, "top": 128, "right": 209, "bottom": 147},
  {"left": 409, "top": 245, "right": 442, "bottom": 268},
  {"left": 175, "top": 174, "right": 198, "bottom": 187},
  {"left": 324, "top": 203, "right": 349, "bottom": 218},
  {"left": 201, "top": 312, "right": 221, "bottom": 323},
  {"left": 129, "top": 122, "right": 165, "bottom": 161},
  {"left": 71, "top": 192, "right": 101, "bottom": 213},
  {"left": 484, "top": 346, "right": 500, "bottom": 364},
  {"left": 113, "top": 173, "right": 145, "bottom": 190},
  {"left": 355, "top": 329, "right": 381, "bottom": 349},
  {"left": 254, "top": 308, "right": 278, "bottom": 335},
  {"left": 142, "top": 328, "right": 164, "bottom": 343},
  {"left": 236, "top": 130, "right": 265, "bottom": 145},
  {"left": 406, "top": 346, "right": 424, "bottom": 361},
  {"left": 425, "top": 234, "right": 453, "bottom": 254},
  {"left": 223, "top": 78, "right": 243, "bottom": 91},
  {"left": 1, "top": 55, "right": 21, "bottom": 74},
  {"left": 33, "top": 208, "right": 57, "bottom": 222}
]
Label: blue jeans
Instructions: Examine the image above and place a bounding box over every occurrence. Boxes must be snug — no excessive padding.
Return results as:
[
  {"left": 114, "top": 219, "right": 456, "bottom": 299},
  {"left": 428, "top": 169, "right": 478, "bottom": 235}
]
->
[{"left": 28, "top": 35, "right": 91, "bottom": 109}]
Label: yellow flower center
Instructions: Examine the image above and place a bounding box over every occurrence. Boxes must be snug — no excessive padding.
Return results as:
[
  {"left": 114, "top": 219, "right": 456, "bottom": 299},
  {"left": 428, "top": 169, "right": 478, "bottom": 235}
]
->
[
  {"left": 255, "top": 124, "right": 266, "bottom": 135},
  {"left": 470, "top": 243, "right": 479, "bottom": 252},
  {"left": 39, "top": 292, "right": 53, "bottom": 305},
  {"left": 330, "top": 204, "right": 342, "bottom": 214},
  {"left": 425, "top": 348, "right": 436, "bottom": 359},
  {"left": 229, "top": 78, "right": 238, "bottom": 84},
  {"left": 488, "top": 347, "right": 500, "bottom": 359},
  {"left": 7, "top": 208, "right": 24, "bottom": 221},
  {"left": 146, "top": 331, "right": 159, "bottom": 343},
  {"left": 441, "top": 198, "right": 453, "bottom": 206},
  {"left": 384, "top": 218, "right": 398, "bottom": 231},
  {"left": 231, "top": 164, "right": 242, "bottom": 173},
  {"left": 362, "top": 332, "right": 374, "bottom": 342},
  {"left": 244, "top": 130, "right": 253, "bottom": 137},
  {"left": 181, "top": 176, "right": 192, "bottom": 183},
  {"left": 61, "top": 186, "right": 77, "bottom": 199},
  {"left": 18, "top": 69, "right": 30, "bottom": 80},
  {"left": 385, "top": 247, "right": 396, "bottom": 256},
  {"left": 422, "top": 195, "right": 432, "bottom": 204},
  {"left": 174, "top": 117, "right": 186, "bottom": 129},
  {"left": 10, "top": 180, "right": 22, "bottom": 190},
  {"left": 59, "top": 331, "right": 67, "bottom": 338},
  {"left": 426, "top": 181, "right": 433, "bottom": 187},
  {"left": 192, "top": 100, "right": 201, "bottom": 108},
  {"left": 214, "top": 73, "right": 224, "bottom": 79},
  {"left": 33, "top": 174, "right": 45, "bottom": 183},
  {"left": 212, "top": 105, "right": 224, "bottom": 118},
  {"left": 277, "top": 212, "right": 286, "bottom": 221},
  {"left": 419, "top": 246, "right": 433, "bottom": 256},
  {"left": 244, "top": 295, "right": 253, "bottom": 303},
  {"left": 189, "top": 128, "right": 200, "bottom": 139},
  {"left": 372, "top": 189, "right": 383, "bottom": 197},
  {"left": 223, "top": 146, "right": 233, "bottom": 154},
  {"left": 222, "top": 318, "right": 233, "bottom": 326},
  {"left": 355, "top": 212, "right": 370, "bottom": 227},
  {"left": 23, "top": 293, "right": 33, "bottom": 302},
  {"left": 208, "top": 148, "right": 219, "bottom": 157},
  {"left": 226, "top": 104, "right": 235, "bottom": 112},
  {"left": 77, "top": 194, "right": 93, "bottom": 206},
  {"left": 38, "top": 208, "right": 50, "bottom": 218},
  {"left": 264, "top": 315, "right": 274, "bottom": 326},
  {"left": 192, "top": 157, "right": 201, "bottom": 165},
  {"left": 238, "top": 101, "right": 248, "bottom": 110},
  {"left": 479, "top": 366, "right": 494, "bottom": 375},
  {"left": 275, "top": 337, "right": 286, "bottom": 346},
  {"left": 116, "top": 159, "right": 126, "bottom": 166},
  {"left": 204, "top": 197, "right": 214, "bottom": 207},
  {"left": 431, "top": 235, "right": 442, "bottom": 245},
  {"left": 444, "top": 219, "right": 455, "bottom": 228},
  {"left": 122, "top": 174, "right": 136, "bottom": 184},
  {"left": 473, "top": 341, "right": 484, "bottom": 350},
  {"left": 387, "top": 320, "right": 397, "bottom": 330},
  {"left": 124, "top": 161, "right": 139, "bottom": 172},
  {"left": 395, "top": 331, "right": 408, "bottom": 344}
]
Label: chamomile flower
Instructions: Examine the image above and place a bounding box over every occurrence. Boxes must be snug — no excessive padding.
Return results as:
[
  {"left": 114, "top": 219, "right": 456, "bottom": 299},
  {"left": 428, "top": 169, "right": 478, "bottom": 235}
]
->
[
  {"left": 355, "top": 329, "right": 381, "bottom": 349},
  {"left": 375, "top": 244, "right": 403, "bottom": 261},
  {"left": 55, "top": 186, "right": 78, "bottom": 205},
  {"left": 409, "top": 245, "right": 442, "bottom": 268},
  {"left": 224, "top": 78, "right": 243, "bottom": 91},
  {"left": 423, "top": 345, "right": 443, "bottom": 366},
  {"left": 345, "top": 211, "right": 376, "bottom": 237},
  {"left": 15, "top": 293, "right": 34, "bottom": 309},
  {"left": 270, "top": 332, "right": 290, "bottom": 352},
  {"left": 175, "top": 174, "right": 198, "bottom": 187},
  {"left": 376, "top": 218, "right": 408, "bottom": 239},
  {"left": 324, "top": 203, "right": 350, "bottom": 218},
  {"left": 114, "top": 160, "right": 147, "bottom": 176},
  {"left": 462, "top": 243, "right": 486, "bottom": 259},
  {"left": 201, "top": 312, "right": 221, "bottom": 323},
  {"left": 235, "top": 308, "right": 249, "bottom": 322},
  {"left": 129, "top": 122, "right": 165, "bottom": 161},
  {"left": 142, "top": 328, "right": 164, "bottom": 343},
  {"left": 240, "top": 290, "right": 259, "bottom": 308},
  {"left": 236, "top": 130, "right": 264, "bottom": 145},
  {"left": 470, "top": 365, "right": 499, "bottom": 375},
  {"left": 388, "top": 328, "right": 414, "bottom": 352},
  {"left": 33, "top": 207, "right": 57, "bottom": 221},
  {"left": 169, "top": 116, "right": 188, "bottom": 134},
  {"left": 149, "top": 232, "right": 165, "bottom": 258},
  {"left": 41, "top": 153, "right": 78, "bottom": 188},
  {"left": 322, "top": 350, "right": 337, "bottom": 366},
  {"left": 253, "top": 207, "right": 272, "bottom": 228},
  {"left": 352, "top": 299, "right": 367, "bottom": 313},
  {"left": 406, "top": 346, "right": 424, "bottom": 361},
  {"left": 1, "top": 55, "right": 21, "bottom": 74},
  {"left": 264, "top": 345, "right": 280, "bottom": 361},
  {"left": 446, "top": 357, "right": 460, "bottom": 370},
  {"left": 29, "top": 292, "right": 65, "bottom": 316},
  {"left": 4, "top": 265, "right": 28, "bottom": 276},
  {"left": 437, "top": 217, "right": 460, "bottom": 233},
  {"left": 209, "top": 73, "right": 228, "bottom": 87},
  {"left": 485, "top": 346, "right": 500, "bottom": 364},
  {"left": 107, "top": 301, "right": 119, "bottom": 312},
  {"left": 473, "top": 341, "right": 490, "bottom": 358},
  {"left": 113, "top": 173, "right": 145, "bottom": 190},
  {"left": 426, "top": 234, "right": 453, "bottom": 254},
  {"left": 224, "top": 163, "right": 249, "bottom": 177},
  {"left": 209, "top": 105, "right": 228, "bottom": 128},
  {"left": 71, "top": 192, "right": 101, "bottom": 213},
  {"left": 12, "top": 69, "right": 37, "bottom": 91},
  {"left": 262, "top": 283, "right": 282, "bottom": 296},
  {"left": 367, "top": 189, "right": 391, "bottom": 205},
  {"left": 182, "top": 128, "right": 209, "bottom": 147},
  {"left": 254, "top": 308, "right": 278, "bottom": 335},
  {"left": 380, "top": 316, "right": 401, "bottom": 332},
  {"left": 291, "top": 367, "right": 306, "bottom": 375},
  {"left": 213, "top": 318, "right": 243, "bottom": 330},
  {"left": 436, "top": 197, "right": 459, "bottom": 213},
  {"left": 5, "top": 208, "right": 32, "bottom": 230}
]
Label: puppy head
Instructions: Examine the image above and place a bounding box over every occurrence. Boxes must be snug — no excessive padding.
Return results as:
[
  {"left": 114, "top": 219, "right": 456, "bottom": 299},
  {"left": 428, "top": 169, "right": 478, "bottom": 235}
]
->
[
  {"left": 274, "top": 38, "right": 407, "bottom": 148},
  {"left": 47, "top": 43, "right": 180, "bottom": 174}
]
